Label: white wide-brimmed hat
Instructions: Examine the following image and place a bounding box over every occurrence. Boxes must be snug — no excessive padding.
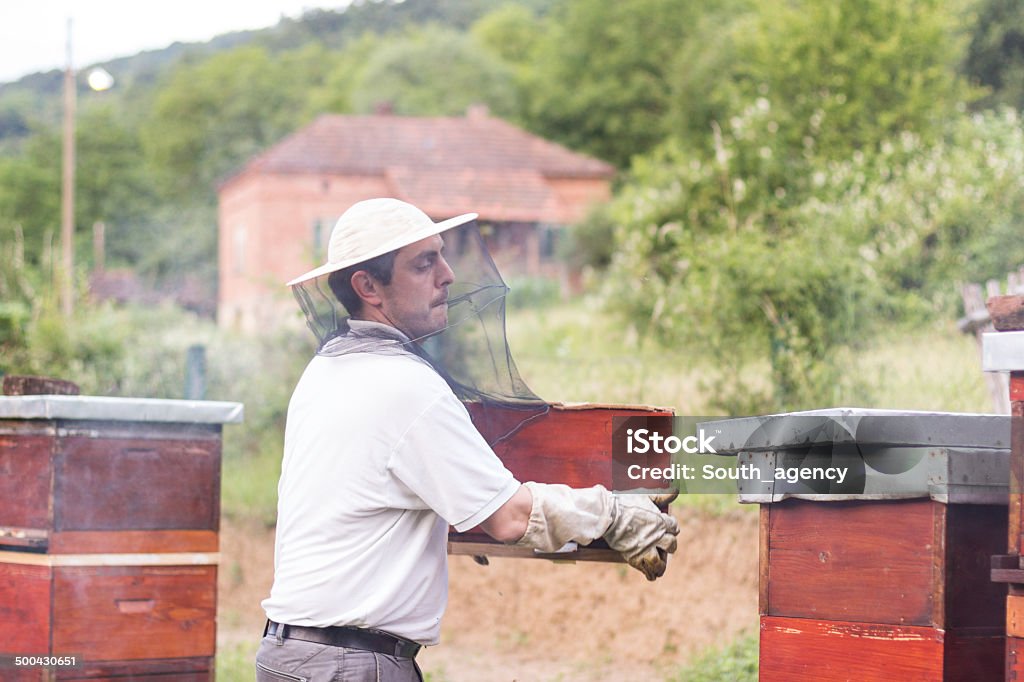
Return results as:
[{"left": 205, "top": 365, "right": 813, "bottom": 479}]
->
[{"left": 287, "top": 198, "right": 478, "bottom": 286}]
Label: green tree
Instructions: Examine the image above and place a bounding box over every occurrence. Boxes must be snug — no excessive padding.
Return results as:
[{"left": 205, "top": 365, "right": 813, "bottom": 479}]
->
[
  {"left": 304, "top": 34, "right": 382, "bottom": 115},
  {"left": 670, "top": 0, "right": 971, "bottom": 161},
  {"left": 600, "top": 0, "right": 980, "bottom": 411},
  {"left": 963, "top": 0, "right": 1024, "bottom": 110},
  {"left": 349, "top": 25, "right": 519, "bottom": 116},
  {"left": 471, "top": 3, "right": 544, "bottom": 67},
  {"left": 806, "top": 109, "right": 1024, "bottom": 314},
  {"left": 74, "top": 105, "right": 158, "bottom": 268},
  {"left": 0, "top": 138, "right": 59, "bottom": 267},
  {"left": 140, "top": 45, "right": 313, "bottom": 201},
  {"left": 522, "top": 0, "right": 712, "bottom": 167}
]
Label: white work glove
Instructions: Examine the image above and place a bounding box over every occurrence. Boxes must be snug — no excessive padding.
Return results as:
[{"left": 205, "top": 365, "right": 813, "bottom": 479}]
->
[
  {"left": 513, "top": 481, "right": 614, "bottom": 552},
  {"left": 513, "top": 482, "right": 679, "bottom": 581},
  {"left": 603, "top": 494, "right": 679, "bottom": 581}
]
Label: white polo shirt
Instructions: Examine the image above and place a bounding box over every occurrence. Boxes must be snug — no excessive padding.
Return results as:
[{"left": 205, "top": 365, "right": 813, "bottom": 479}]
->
[{"left": 262, "top": 329, "right": 520, "bottom": 644}]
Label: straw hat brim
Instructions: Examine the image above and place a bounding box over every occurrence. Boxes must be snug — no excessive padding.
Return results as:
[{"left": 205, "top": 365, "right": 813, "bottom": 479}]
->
[{"left": 286, "top": 212, "right": 478, "bottom": 286}]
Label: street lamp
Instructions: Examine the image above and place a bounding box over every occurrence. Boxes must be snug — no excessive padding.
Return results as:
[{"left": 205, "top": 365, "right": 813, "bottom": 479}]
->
[{"left": 60, "top": 17, "right": 114, "bottom": 317}]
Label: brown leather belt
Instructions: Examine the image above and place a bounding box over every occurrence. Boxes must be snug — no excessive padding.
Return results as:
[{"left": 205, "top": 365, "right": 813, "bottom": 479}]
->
[{"left": 264, "top": 620, "right": 422, "bottom": 659}]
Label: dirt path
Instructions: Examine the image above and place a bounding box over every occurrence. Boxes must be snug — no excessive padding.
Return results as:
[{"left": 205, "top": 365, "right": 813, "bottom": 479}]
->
[{"left": 218, "top": 506, "right": 759, "bottom": 681}]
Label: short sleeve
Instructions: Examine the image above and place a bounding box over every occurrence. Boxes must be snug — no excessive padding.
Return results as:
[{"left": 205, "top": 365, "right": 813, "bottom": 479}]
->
[{"left": 387, "top": 391, "right": 520, "bottom": 532}]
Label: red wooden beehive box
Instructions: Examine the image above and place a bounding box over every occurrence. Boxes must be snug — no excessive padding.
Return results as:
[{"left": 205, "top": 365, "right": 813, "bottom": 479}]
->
[
  {"left": 449, "top": 401, "right": 673, "bottom": 561},
  {"left": 0, "top": 394, "right": 242, "bottom": 681},
  {"left": 704, "top": 409, "right": 1011, "bottom": 681}
]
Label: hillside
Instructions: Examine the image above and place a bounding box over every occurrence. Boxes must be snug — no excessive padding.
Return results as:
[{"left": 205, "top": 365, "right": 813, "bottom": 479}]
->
[{"left": 0, "top": 0, "right": 548, "bottom": 146}]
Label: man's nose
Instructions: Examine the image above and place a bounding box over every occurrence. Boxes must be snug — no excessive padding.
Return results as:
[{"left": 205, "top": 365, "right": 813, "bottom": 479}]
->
[{"left": 438, "top": 256, "right": 455, "bottom": 287}]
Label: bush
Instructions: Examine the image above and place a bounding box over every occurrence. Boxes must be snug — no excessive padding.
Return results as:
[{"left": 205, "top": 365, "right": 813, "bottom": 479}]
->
[
  {"left": 505, "top": 276, "right": 561, "bottom": 310},
  {"left": 602, "top": 108, "right": 1024, "bottom": 413},
  {"left": 807, "top": 109, "right": 1024, "bottom": 315}
]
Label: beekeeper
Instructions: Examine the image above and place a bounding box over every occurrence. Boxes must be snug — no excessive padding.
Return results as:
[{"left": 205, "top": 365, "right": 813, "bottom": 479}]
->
[{"left": 256, "top": 198, "right": 679, "bottom": 682}]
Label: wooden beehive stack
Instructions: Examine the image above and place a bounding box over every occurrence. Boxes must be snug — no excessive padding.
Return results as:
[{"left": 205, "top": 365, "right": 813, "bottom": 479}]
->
[
  {"left": 0, "top": 386, "right": 242, "bottom": 681},
  {"left": 703, "top": 409, "right": 1011, "bottom": 681},
  {"left": 984, "top": 295, "right": 1024, "bottom": 681}
]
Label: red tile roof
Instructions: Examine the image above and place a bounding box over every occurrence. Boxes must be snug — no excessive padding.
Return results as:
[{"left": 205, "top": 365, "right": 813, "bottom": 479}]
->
[{"left": 223, "top": 112, "right": 614, "bottom": 221}]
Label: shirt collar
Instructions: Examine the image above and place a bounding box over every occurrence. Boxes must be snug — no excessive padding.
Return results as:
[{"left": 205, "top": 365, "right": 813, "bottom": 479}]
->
[{"left": 347, "top": 318, "right": 412, "bottom": 343}]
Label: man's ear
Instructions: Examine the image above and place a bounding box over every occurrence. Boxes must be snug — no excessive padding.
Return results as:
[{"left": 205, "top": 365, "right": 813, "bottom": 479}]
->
[{"left": 350, "top": 270, "right": 384, "bottom": 308}]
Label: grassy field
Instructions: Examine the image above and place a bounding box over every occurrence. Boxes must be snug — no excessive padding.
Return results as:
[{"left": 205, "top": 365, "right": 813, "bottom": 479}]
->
[{"left": 506, "top": 300, "right": 992, "bottom": 415}]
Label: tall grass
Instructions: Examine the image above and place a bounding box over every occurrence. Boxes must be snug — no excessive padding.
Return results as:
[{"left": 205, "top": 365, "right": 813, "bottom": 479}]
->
[{"left": 506, "top": 300, "right": 993, "bottom": 416}]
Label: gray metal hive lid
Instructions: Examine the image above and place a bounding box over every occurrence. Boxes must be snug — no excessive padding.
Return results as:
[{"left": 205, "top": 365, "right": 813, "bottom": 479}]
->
[
  {"left": 699, "top": 407, "right": 1010, "bottom": 453},
  {"left": 733, "top": 447, "right": 1009, "bottom": 504},
  {"left": 983, "top": 330, "right": 1024, "bottom": 371},
  {"left": 697, "top": 408, "right": 1011, "bottom": 504},
  {"left": 0, "top": 395, "right": 244, "bottom": 424}
]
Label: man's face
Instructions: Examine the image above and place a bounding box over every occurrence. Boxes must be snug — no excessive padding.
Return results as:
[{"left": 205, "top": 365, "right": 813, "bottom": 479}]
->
[{"left": 376, "top": 234, "right": 455, "bottom": 340}]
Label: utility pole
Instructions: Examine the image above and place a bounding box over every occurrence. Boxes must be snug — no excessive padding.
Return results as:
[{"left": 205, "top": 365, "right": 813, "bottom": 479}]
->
[{"left": 61, "top": 17, "right": 76, "bottom": 317}]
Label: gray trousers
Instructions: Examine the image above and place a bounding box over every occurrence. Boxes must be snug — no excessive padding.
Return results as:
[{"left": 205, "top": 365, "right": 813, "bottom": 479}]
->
[{"left": 255, "top": 634, "right": 423, "bottom": 682}]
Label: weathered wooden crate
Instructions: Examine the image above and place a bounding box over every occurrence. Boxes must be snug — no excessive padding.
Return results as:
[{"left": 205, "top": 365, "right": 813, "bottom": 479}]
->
[
  {"left": 0, "top": 395, "right": 242, "bottom": 682},
  {"left": 0, "top": 559, "right": 216, "bottom": 680},
  {"left": 449, "top": 402, "right": 673, "bottom": 562},
  {"left": 704, "top": 409, "right": 1011, "bottom": 681}
]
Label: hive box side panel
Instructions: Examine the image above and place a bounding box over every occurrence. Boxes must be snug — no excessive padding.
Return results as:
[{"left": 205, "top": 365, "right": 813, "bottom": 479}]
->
[
  {"left": 464, "top": 404, "right": 672, "bottom": 489},
  {"left": 0, "top": 429, "right": 54, "bottom": 533},
  {"left": 56, "top": 656, "right": 214, "bottom": 681},
  {"left": 1012, "top": 397, "right": 1024, "bottom": 552},
  {"left": 759, "top": 616, "right": 944, "bottom": 681},
  {"left": 765, "top": 498, "right": 937, "bottom": 625},
  {"left": 942, "top": 631, "right": 1004, "bottom": 681},
  {"left": 759, "top": 505, "right": 771, "bottom": 614},
  {"left": 0, "top": 562, "right": 51, "bottom": 653},
  {"left": 1, "top": 658, "right": 214, "bottom": 682},
  {"left": 52, "top": 566, "right": 216, "bottom": 661},
  {"left": 49, "top": 530, "right": 219, "bottom": 555},
  {"left": 944, "top": 504, "right": 1007, "bottom": 629},
  {"left": 1009, "top": 637, "right": 1024, "bottom": 680},
  {"left": 54, "top": 436, "right": 221, "bottom": 533},
  {"left": 451, "top": 405, "right": 671, "bottom": 559}
]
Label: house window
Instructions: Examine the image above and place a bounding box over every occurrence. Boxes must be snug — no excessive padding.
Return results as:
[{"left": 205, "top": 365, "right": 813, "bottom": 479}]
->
[
  {"left": 233, "top": 225, "right": 247, "bottom": 275},
  {"left": 539, "top": 224, "right": 559, "bottom": 259}
]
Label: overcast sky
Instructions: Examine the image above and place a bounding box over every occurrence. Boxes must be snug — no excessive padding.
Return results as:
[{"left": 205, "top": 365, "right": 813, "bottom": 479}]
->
[{"left": 0, "top": 1, "right": 353, "bottom": 85}]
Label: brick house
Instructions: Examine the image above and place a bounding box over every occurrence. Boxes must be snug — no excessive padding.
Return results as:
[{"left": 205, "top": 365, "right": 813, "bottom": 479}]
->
[{"left": 216, "top": 107, "right": 614, "bottom": 332}]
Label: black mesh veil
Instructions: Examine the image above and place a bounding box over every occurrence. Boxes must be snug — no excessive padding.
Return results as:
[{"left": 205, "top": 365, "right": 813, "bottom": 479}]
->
[{"left": 291, "top": 221, "right": 548, "bottom": 443}]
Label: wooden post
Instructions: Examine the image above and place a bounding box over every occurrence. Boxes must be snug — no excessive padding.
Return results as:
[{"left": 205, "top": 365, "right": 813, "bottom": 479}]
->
[
  {"left": 60, "top": 18, "right": 76, "bottom": 317},
  {"left": 961, "top": 282, "right": 1011, "bottom": 413},
  {"left": 92, "top": 220, "right": 105, "bottom": 274}
]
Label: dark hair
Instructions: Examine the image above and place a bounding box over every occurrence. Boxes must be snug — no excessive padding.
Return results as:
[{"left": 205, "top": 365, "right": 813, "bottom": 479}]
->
[{"left": 327, "top": 250, "right": 398, "bottom": 315}]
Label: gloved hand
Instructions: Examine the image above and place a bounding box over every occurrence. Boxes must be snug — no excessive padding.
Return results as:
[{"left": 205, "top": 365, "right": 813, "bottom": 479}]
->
[
  {"left": 511, "top": 483, "right": 679, "bottom": 581},
  {"left": 603, "top": 494, "right": 679, "bottom": 581},
  {"left": 513, "top": 482, "right": 615, "bottom": 553},
  {"left": 650, "top": 491, "right": 679, "bottom": 512}
]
